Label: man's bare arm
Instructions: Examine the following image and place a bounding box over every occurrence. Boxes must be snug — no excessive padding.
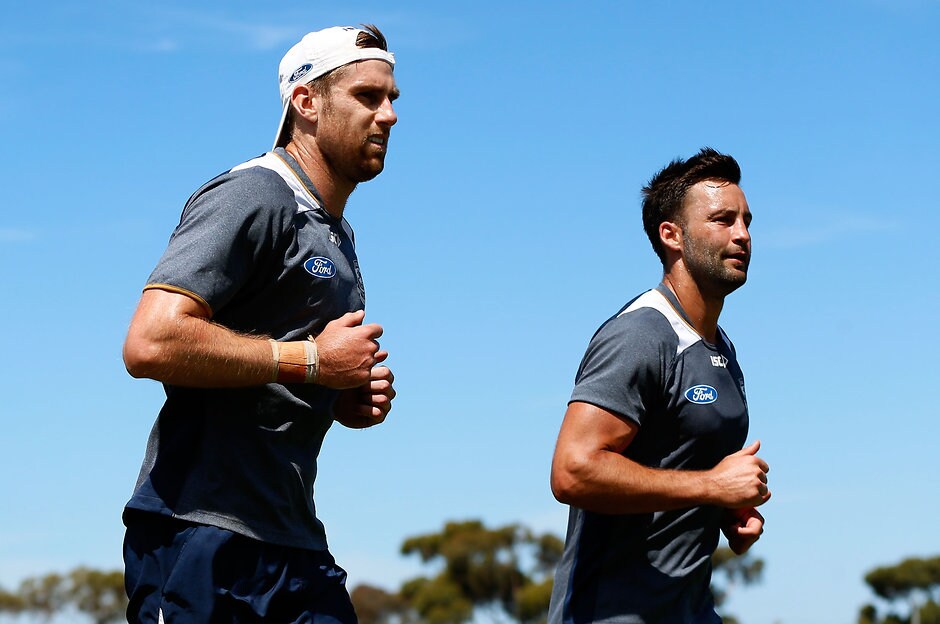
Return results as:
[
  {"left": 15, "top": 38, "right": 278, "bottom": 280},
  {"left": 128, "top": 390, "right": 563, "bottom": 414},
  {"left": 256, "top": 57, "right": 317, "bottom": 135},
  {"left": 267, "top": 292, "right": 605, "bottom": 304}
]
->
[
  {"left": 123, "top": 288, "right": 385, "bottom": 388},
  {"left": 550, "top": 401, "right": 770, "bottom": 514}
]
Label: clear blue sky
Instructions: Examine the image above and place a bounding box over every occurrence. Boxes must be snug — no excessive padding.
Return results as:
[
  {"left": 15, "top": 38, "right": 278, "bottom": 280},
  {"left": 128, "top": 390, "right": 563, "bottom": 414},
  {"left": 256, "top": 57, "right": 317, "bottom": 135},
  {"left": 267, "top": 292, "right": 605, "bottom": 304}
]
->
[{"left": 1, "top": 2, "right": 938, "bottom": 623}]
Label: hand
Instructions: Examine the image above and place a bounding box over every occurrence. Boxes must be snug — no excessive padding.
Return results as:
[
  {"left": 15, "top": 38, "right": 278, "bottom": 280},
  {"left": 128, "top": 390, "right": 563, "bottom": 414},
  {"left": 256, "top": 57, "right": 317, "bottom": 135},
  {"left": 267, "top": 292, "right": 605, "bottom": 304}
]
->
[
  {"left": 708, "top": 440, "right": 771, "bottom": 508},
  {"left": 315, "top": 311, "right": 387, "bottom": 389},
  {"left": 332, "top": 365, "right": 396, "bottom": 429},
  {"left": 721, "top": 507, "right": 765, "bottom": 555}
]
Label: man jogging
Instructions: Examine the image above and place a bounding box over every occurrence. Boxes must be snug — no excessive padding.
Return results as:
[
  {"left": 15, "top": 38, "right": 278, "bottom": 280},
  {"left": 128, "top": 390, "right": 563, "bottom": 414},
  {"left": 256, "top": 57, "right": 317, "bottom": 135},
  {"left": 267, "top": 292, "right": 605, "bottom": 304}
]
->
[
  {"left": 121, "top": 25, "right": 400, "bottom": 623},
  {"left": 549, "top": 147, "right": 769, "bottom": 623}
]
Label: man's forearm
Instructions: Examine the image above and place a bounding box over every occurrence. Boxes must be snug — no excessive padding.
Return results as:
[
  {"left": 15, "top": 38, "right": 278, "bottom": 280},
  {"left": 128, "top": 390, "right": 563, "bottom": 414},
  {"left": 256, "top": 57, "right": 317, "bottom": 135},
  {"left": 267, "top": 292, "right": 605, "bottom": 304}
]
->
[
  {"left": 124, "top": 309, "right": 277, "bottom": 387},
  {"left": 124, "top": 289, "right": 385, "bottom": 390},
  {"left": 552, "top": 449, "right": 717, "bottom": 514},
  {"left": 551, "top": 403, "right": 769, "bottom": 514}
]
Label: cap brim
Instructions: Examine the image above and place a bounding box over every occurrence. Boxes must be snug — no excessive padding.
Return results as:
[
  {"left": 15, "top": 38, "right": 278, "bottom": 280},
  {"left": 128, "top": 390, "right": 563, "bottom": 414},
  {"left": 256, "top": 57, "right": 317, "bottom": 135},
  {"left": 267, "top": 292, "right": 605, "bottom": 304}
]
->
[{"left": 273, "top": 103, "right": 291, "bottom": 150}]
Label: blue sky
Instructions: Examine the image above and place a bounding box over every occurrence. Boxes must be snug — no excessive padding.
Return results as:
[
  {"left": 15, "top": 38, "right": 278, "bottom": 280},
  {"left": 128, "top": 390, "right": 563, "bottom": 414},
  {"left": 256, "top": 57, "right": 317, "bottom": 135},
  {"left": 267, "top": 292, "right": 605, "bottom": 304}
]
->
[{"left": 1, "top": 1, "right": 938, "bottom": 623}]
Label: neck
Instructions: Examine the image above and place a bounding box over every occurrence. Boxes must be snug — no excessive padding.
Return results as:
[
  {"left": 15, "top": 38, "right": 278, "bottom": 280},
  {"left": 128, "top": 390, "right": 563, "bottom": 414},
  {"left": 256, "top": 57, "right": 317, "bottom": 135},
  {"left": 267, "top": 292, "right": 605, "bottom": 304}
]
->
[
  {"left": 284, "top": 140, "right": 356, "bottom": 219},
  {"left": 662, "top": 267, "right": 725, "bottom": 343}
]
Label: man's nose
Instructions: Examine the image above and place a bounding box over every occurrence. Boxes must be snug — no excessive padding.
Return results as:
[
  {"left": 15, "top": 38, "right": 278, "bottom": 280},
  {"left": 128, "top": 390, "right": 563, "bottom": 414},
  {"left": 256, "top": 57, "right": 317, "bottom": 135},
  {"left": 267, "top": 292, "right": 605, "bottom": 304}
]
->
[{"left": 377, "top": 98, "right": 397, "bottom": 127}]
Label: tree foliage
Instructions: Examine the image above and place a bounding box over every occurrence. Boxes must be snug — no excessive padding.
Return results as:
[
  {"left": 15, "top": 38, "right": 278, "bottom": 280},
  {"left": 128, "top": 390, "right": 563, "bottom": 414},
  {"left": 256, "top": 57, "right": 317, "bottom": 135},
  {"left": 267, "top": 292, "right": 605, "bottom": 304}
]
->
[
  {"left": 0, "top": 567, "right": 127, "bottom": 624},
  {"left": 351, "top": 520, "right": 562, "bottom": 624},
  {"left": 860, "top": 555, "right": 940, "bottom": 624},
  {"left": 866, "top": 557, "right": 940, "bottom": 602},
  {"left": 710, "top": 546, "right": 765, "bottom": 624},
  {"left": 351, "top": 520, "right": 764, "bottom": 624},
  {"left": 17, "top": 572, "right": 68, "bottom": 618},
  {"left": 350, "top": 584, "right": 413, "bottom": 624},
  {"left": 66, "top": 568, "right": 127, "bottom": 624},
  {"left": 711, "top": 546, "right": 765, "bottom": 607},
  {"left": 922, "top": 600, "right": 940, "bottom": 624},
  {"left": 400, "top": 575, "right": 473, "bottom": 624},
  {"left": 400, "top": 520, "right": 563, "bottom": 624},
  {"left": 0, "top": 589, "right": 25, "bottom": 613}
]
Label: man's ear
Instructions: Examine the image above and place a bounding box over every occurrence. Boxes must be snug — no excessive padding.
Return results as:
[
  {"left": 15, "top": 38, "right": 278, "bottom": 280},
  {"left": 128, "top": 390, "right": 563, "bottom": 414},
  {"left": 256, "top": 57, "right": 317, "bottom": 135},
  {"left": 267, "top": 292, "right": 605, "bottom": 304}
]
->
[
  {"left": 659, "top": 221, "right": 683, "bottom": 255},
  {"left": 290, "top": 83, "right": 319, "bottom": 125}
]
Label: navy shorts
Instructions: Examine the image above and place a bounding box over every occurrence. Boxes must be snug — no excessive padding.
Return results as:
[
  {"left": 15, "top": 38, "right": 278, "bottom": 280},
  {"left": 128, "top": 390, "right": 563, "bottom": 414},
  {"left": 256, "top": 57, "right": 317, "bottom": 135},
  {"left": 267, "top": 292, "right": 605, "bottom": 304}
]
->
[{"left": 123, "top": 510, "right": 357, "bottom": 624}]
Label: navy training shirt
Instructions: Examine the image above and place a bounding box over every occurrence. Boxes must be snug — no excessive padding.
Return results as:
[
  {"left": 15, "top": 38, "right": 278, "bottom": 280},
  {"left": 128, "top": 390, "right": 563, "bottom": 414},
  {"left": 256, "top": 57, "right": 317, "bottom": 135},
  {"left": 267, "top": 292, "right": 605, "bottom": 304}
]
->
[
  {"left": 549, "top": 284, "right": 749, "bottom": 624},
  {"left": 125, "top": 149, "right": 365, "bottom": 551}
]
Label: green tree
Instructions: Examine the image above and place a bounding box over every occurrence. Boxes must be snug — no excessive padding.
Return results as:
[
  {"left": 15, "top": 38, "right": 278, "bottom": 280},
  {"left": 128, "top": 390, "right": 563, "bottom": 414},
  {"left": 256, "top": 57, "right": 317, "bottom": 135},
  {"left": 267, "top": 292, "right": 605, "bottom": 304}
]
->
[
  {"left": 860, "top": 555, "right": 940, "bottom": 624},
  {"left": 350, "top": 583, "right": 412, "bottom": 624},
  {"left": 859, "top": 604, "right": 879, "bottom": 624},
  {"left": 0, "top": 567, "right": 126, "bottom": 624},
  {"left": 66, "top": 567, "right": 127, "bottom": 624},
  {"left": 0, "top": 587, "right": 25, "bottom": 616},
  {"left": 863, "top": 600, "right": 940, "bottom": 624},
  {"left": 711, "top": 546, "right": 765, "bottom": 606},
  {"left": 710, "top": 546, "right": 765, "bottom": 624},
  {"left": 400, "top": 576, "right": 473, "bottom": 624},
  {"left": 398, "top": 519, "right": 562, "bottom": 624},
  {"left": 17, "top": 572, "right": 68, "bottom": 620},
  {"left": 350, "top": 520, "right": 764, "bottom": 624},
  {"left": 921, "top": 600, "right": 940, "bottom": 624}
]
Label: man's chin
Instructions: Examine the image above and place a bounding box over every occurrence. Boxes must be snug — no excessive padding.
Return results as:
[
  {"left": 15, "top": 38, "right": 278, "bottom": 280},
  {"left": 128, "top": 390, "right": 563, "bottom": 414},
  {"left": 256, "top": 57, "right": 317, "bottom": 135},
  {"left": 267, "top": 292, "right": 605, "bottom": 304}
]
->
[
  {"left": 722, "top": 273, "right": 748, "bottom": 294},
  {"left": 353, "top": 160, "right": 386, "bottom": 183},
  {"left": 355, "top": 170, "right": 382, "bottom": 183}
]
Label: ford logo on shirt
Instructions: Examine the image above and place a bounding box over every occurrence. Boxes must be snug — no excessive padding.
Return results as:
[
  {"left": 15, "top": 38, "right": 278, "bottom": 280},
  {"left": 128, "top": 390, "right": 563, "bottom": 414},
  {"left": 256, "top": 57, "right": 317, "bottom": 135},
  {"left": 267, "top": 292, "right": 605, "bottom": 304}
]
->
[
  {"left": 290, "top": 63, "right": 313, "bottom": 83},
  {"left": 304, "top": 257, "right": 336, "bottom": 279},
  {"left": 685, "top": 385, "right": 718, "bottom": 404}
]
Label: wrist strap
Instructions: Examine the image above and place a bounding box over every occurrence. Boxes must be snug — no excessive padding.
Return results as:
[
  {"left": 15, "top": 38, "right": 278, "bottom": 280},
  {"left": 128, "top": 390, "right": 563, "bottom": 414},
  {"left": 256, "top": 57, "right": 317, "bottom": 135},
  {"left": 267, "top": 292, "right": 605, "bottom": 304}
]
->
[
  {"left": 271, "top": 338, "right": 319, "bottom": 384},
  {"left": 268, "top": 339, "right": 280, "bottom": 383},
  {"left": 304, "top": 335, "right": 319, "bottom": 383}
]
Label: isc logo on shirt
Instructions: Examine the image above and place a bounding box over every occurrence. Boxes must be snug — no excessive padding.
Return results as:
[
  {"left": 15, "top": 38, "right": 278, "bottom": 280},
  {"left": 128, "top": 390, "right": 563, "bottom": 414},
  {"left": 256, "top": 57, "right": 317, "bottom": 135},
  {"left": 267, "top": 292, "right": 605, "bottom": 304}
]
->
[
  {"left": 304, "top": 257, "right": 337, "bottom": 279},
  {"left": 685, "top": 385, "right": 718, "bottom": 404}
]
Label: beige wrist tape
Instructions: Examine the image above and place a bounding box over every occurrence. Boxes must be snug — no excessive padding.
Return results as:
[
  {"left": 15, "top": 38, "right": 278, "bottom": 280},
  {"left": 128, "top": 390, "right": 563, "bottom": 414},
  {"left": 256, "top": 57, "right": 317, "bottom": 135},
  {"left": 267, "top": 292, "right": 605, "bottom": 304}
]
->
[
  {"left": 268, "top": 339, "right": 280, "bottom": 383},
  {"left": 270, "top": 337, "right": 319, "bottom": 384},
  {"left": 303, "top": 336, "right": 319, "bottom": 383}
]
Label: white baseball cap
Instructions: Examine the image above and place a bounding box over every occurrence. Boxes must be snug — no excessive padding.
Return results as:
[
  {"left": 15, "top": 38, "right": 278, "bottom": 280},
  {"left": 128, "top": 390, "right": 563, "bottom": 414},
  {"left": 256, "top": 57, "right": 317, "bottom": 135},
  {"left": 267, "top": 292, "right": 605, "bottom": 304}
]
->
[{"left": 273, "top": 26, "right": 396, "bottom": 149}]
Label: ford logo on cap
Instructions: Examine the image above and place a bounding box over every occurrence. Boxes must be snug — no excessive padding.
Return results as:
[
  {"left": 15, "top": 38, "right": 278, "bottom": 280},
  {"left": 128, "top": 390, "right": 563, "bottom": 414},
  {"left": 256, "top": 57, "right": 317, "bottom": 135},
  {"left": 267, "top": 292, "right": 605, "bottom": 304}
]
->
[
  {"left": 685, "top": 385, "right": 718, "bottom": 404},
  {"left": 290, "top": 63, "right": 313, "bottom": 83},
  {"left": 304, "top": 257, "right": 336, "bottom": 279}
]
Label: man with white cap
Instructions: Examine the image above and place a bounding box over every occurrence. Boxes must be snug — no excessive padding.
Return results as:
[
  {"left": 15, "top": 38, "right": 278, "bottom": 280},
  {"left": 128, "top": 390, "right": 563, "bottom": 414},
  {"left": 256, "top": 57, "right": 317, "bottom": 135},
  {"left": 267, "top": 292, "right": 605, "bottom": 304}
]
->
[{"left": 121, "top": 24, "right": 399, "bottom": 623}]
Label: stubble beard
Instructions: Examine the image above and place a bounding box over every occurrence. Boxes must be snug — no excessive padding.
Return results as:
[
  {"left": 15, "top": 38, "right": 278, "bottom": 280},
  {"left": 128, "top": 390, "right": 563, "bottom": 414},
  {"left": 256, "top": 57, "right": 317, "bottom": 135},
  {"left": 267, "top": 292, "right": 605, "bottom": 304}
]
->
[
  {"left": 318, "top": 101, "right": 386, "bottom": 185},
  {"left": 320, "top": 135, "right": 386, "bottom": 185},
  {"left": 682, "top": 234, "right": 748, "bottom": 298}
]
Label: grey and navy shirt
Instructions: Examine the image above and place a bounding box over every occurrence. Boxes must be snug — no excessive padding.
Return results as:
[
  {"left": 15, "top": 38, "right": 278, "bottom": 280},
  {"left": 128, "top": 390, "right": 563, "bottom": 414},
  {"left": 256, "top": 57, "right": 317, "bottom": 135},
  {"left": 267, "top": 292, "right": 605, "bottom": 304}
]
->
[
  {"left": 125, "top": 148, "right": 364, "bottom": 551},
  {"left": 549, "top": 284, "right": 749, "bottom": 624}
]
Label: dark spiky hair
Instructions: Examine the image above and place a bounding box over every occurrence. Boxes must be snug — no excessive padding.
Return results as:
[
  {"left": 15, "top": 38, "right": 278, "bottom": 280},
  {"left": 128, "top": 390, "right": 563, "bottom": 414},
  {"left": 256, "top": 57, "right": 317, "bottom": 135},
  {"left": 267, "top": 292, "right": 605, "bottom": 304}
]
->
[{"left": 641, "top": 147, "right": 741, "bottom": 264}]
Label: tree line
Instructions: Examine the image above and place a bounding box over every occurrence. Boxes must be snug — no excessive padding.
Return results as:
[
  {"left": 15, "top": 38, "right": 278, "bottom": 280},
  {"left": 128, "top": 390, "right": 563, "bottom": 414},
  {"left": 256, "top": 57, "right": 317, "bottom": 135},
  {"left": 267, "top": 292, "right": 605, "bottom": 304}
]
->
[
  {"left": 858, "top": 556, "right": 940, "bottom": 624},
  {"left": 349, "top": 519, "right": 763, "bottom": 624},
  {"left": 0, "top": 567, "right": 126, "bottom": 623},
  {"left": 0, "top": 519, "right": 760, "bottom": 624},
  {"left": 2, "top": 519, "right": 933, "bottom": 623}
]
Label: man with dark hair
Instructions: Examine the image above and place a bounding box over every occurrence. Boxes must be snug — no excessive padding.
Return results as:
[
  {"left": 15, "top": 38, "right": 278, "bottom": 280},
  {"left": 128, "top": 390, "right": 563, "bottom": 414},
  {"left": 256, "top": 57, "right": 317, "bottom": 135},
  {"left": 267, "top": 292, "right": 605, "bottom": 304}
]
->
[
  {"left": 121, "top": 25, "right": 400, "bottom": 623},
  {"left": 548, "top": 147, "right": 769, "bottom": 623}
]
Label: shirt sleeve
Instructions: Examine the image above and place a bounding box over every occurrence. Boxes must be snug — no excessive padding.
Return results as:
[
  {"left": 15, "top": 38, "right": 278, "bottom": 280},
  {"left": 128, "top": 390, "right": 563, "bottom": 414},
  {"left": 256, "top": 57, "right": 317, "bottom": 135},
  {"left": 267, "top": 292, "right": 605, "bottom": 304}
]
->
[
  {"left": 146, "top": 167, "right": 295, "bottom": 316},
  {"left": 569, "top": 309, "right": 672, "bottom": 428}
]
